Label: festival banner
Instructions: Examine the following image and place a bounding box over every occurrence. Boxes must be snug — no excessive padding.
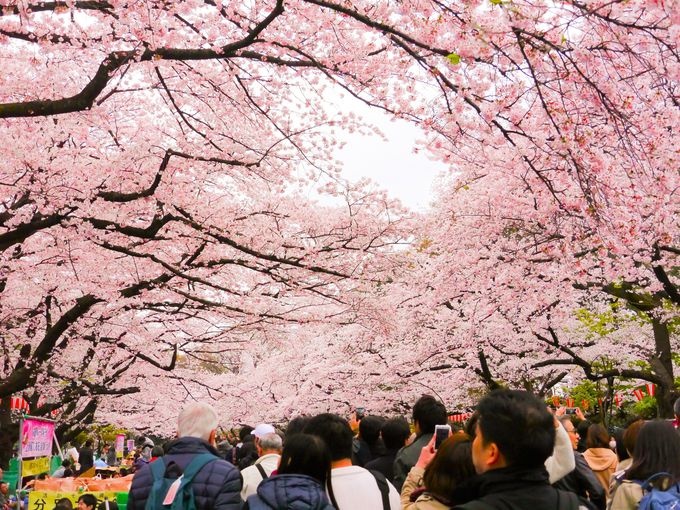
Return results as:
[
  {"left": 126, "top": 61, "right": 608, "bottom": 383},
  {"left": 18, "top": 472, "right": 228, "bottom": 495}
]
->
[
  {"left": 115, "top": 434, "right": 125, "bottom": 459},
  {"left": 29, "top": 491, "right": 118, "bottom": 510},
  {"left": 614, "top": 394, "right": 622, "bottom": 407},
  {"left": 127, "top": 439, "right": 135, "bottom": 452},
  {"left": 646, "top": 383, "right": 656, "bottom": 397},
  {"left": 21, "top": 418, "right": 55, "bottom": 459},
  {"left": 22, "top": 456, "right": 50, "bottom": 477},
  {"left": 633, "top": 388, "right": 645, "bottom": 401}
]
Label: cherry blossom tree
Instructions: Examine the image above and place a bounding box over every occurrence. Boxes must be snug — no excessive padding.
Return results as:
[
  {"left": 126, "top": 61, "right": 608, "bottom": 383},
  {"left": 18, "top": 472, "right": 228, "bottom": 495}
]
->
[{"left": 0, "top": 0, "right": 677, "bottom": 444}]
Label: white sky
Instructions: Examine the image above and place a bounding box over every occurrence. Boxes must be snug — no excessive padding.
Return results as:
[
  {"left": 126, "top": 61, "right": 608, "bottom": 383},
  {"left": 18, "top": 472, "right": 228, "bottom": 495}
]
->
[{"left": 336, "top": 110, "right": 448, "bottom": 212}]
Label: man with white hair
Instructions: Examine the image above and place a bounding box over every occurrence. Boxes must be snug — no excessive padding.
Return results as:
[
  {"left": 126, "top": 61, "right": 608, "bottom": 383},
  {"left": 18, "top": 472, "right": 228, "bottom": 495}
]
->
[
  {"left": 128, "top": 402, "right": 242, "bottom": 510},
  {"left": 240, "top": 431, "right": 283, "bottom": 500}
]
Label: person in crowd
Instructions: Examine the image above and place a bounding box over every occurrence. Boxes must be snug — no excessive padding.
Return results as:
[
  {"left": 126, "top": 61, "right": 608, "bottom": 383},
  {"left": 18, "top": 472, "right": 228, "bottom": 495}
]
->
[
  {"left": 401, "top": 433, "right": 475, "bottom": 509},
  {"left": 149, "top": 446, "right": 164, "bottom": 463},
  {"left": 366, "top": 417, "right": 411, "bottom": 484},
  {"left": 393, "top": 395, "right": 448, "bottom": 491},
  {"left": 674, "top": 397, "right": 680, "bottom": 429},
  {"left": 614, "top": 419, "right": 644, "bottom": 474},
  {"left": 105, "top": 444, "right": 117, "bottom": 467},
  {"left": 231, "top": 426, "right": 254, "bottom": 465},
  {"left": 241, "top": 432, "right": 283, "bottom": 500},
  {"left": 76, "top": 494, "right": 97, "bottom": 510},
  {"left": 236, "top": 428, "right": 259, "bottom": 471},
  {"left": 245, "top": 433, "right": 334, "bottom": 510},
  {"left": 583, "top": 424, "right": 618, "bottom": 496},
  {"left": 304, "top": 413, "right": 401, "bottom": 509},
  {"left": 78, "top": 440, "right": 95, "bottom": 474},
  {"left": 128, "top": 402, "right": 242, "bottom": 510},
  {"left": 553, "top": 416, "right": 606, "bottom": 510},
  {"left": 352, "top": 415, "right": 385, "bottom": 467},
  {"left": 53, "top": 498, "right": 74, "bottom": 510},
  {"left": 608, "top": 420, "right": 680, "bottom": 510},
  {"left": 545, "top": 408, "right": 577, "bottom": 484},
  {"left": 450, "top": 389, "right": 583, "bottom": 510},
  {"left": 0, "top": 482, "right": 9, "bottom": 510},
  {"left": 576, "top": 420, "right": 592, "bottom": 453},
  {"left": 285, "top": 416, "right": 311, "bottom": 440},
  {"left": 52, "top": 459, "right": 72, "bottom": 478}
]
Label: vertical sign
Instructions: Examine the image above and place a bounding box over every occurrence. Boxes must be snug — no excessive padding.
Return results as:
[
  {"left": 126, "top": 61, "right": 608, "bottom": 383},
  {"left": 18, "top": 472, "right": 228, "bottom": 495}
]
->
[
  {"left": 127, "top": 439, "right": 135, "bottom": 453},
  {"left": 115, "top": 434, "right": 125, "bottom": 459},
  {"left": 21, "top": 418, "right": 55, "bottom": 459}
]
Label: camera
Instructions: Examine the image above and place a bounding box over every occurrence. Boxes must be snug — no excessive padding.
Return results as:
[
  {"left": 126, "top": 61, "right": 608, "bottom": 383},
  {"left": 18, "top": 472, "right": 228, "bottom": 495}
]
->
[{"left": 565, "top": 407, "right": 577, "bottom": 415}]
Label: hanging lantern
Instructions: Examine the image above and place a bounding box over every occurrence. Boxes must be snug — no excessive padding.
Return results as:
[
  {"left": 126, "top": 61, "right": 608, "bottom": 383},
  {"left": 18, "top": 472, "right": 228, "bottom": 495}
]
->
[{"left": 633, "top": 389, "right": 645, "bottom": 401}]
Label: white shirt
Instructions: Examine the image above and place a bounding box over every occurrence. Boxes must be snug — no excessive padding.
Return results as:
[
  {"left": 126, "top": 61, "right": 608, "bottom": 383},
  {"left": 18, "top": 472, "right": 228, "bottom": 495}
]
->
[
  {"left": 329, "top": 465, "right": 400, "bottom": 510},
  {"left": 546, "top": 422, "right": 576, "bottom": 483},
  {"left": 240, "top": 453, "right": 281, "bottom": 500}
]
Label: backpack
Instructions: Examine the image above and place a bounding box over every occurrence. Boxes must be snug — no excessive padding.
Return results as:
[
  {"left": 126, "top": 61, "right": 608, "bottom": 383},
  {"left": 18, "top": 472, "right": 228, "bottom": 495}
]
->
[
  {"left": 144, "top": 453, "right": 217, "bottom": 510},
  {"left": 636, "top": 473, "right": 680, "bottom": 510}
]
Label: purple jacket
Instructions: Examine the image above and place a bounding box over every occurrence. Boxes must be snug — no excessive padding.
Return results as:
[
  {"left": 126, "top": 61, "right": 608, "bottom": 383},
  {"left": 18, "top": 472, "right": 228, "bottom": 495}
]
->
[{"left": 128, "top": 437, "right": 242, "bottom": 510}]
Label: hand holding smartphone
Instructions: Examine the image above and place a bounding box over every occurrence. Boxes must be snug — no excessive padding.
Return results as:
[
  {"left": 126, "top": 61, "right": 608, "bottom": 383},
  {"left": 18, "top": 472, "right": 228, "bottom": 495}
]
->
[{"left": 434, "top": 424, "right": 451, "bottom": 450}]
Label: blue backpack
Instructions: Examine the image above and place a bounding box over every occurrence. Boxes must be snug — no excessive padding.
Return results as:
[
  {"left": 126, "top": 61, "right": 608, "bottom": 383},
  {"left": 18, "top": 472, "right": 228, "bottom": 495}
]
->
[
  {"left": 144, "top": 454, "right": 217, "bottom": 510},
  {"left": 637, "top": 473, "right": 680, "bottom": 510}
]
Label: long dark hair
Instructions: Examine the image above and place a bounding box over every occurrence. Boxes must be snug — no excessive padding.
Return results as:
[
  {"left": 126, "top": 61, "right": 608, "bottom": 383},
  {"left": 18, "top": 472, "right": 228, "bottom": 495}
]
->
[
  {"left": 626, "top": 420, "right": 680, "bottom": 484},
  {"left": 277, "top": 433, "right": 331, "bottom": 486}
]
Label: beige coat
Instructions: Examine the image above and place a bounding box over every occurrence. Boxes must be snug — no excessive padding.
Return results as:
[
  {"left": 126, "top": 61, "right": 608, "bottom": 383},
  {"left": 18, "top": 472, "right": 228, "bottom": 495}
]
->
[
  {"left": 607, "top": 480, "right": 643, "bottom": 510},
  {"left": 584, "top": 447, "right": 619, "bottom": 496},
  {"left": 400, "top": 466, "right": 451, "bottom": 510}
]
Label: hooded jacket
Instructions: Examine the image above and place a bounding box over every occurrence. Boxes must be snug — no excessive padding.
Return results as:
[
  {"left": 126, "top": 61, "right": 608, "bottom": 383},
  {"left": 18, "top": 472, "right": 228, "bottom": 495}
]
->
[
  {"left": 583, "top": 448, "right": 618, "bottom": 495},
  {"left": 128, "top": 436, "right": 242, "bottom": 510},
  {"left": 245, "top": 474, "right": 334, "bottom": 510}
]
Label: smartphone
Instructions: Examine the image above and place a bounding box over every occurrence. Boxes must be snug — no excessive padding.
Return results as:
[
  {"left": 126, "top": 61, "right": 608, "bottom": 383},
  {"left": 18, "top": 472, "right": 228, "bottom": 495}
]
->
[
  {"left": 434, "top": 424, "right": 451, "bottom": 450},
  {"left": 355, "top": 407, "right": 365, "bottom": 420},
  {"left": 565, "top": 407, "right": 577, "bottom": 415}
]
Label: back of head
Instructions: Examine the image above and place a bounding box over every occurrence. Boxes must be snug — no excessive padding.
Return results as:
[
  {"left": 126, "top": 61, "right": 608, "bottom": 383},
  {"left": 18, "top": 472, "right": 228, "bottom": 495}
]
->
[
  {"left": 278, "top": 433, "right": 331, "bottom": 486},
  {"left": 78, "top": 494, "right": 98, "bottom": 509},
  {"left": 358, "top": 416, "right": 384, "bottom": 445},
  {"left": 150, "top": 446, "right": 164, "bottom": 458},
  {"left": 623, "top": 419, "right": 644, "bottom": 458},
  {"left": 304, "top": 413, "right": 353, "bottom": 461},
  {"left": 177, "top": 402, "right": 218, "bottom": 441},
  {"left": 477, "top": 389, "right": 555, "bottom": 469},
  {"left": 239, "top": 426, "right": 254, "bottom": 442},
  {"left": 423, "top": 434, "right": 475, "bottom": 499},
  {"left": 55, "top": 498, "right": 74, "bottom": 510},
  {"left": 413, "top": 395, "right": 448, "bottom": 435},
  {"left": 381, "top": 417, "right": 411, "bottom": 451},
  {"left": 586, "top": 423, "right": 610, "bottom": 449},
  {"left": 258, "top": 432, "right": 283, "bottom": 453},
  {"left": 627, "top": 420, "right": 680, "bottom": 483},
  {"left": 285, "top": 416, "right": 311, "bottom": 440}
]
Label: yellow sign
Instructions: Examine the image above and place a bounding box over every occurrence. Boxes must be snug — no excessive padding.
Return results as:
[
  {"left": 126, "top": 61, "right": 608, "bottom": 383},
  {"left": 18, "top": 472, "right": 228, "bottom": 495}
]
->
[
  {"left": 22, "top": 457, "right": 50, "bottom": 478},
  {"left": 29, "top": 491, "right": 119, "bottom": 510}
]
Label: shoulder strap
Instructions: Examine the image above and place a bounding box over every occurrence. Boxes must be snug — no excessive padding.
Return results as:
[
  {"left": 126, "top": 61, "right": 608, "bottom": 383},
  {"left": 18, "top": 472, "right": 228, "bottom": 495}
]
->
[
  {"left": 149, "top": 458, "right": 167, "bottom": 481},
  {"left": 640, "top": 472, "right": 673, "bottom": 491},
  {"left": 368, "top": 469, "right": 390, "bottom": 510},
  {"left": 255, "top": 463, "right": 268, "bottom": 480},
  {"left": 180, "top": 453, "right": 218, "bottom": 484}
]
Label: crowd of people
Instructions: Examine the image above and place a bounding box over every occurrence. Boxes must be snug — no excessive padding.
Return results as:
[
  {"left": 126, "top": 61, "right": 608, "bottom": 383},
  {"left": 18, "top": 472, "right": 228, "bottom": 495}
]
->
[
  {"left": 2, "top": 391, "right": 680, "bottom": 510},
  {"left": 126, "top": 391, "right": 680, "bottom": 509}
]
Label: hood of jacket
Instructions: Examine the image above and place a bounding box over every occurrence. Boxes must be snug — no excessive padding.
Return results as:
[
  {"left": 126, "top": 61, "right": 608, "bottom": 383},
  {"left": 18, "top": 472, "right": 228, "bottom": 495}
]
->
[
  {"left": 583, "top": 448, "right": 618, "bottom": 471},
  {"left": 252, "top": 474, "right": 331, "bottom": 510}
]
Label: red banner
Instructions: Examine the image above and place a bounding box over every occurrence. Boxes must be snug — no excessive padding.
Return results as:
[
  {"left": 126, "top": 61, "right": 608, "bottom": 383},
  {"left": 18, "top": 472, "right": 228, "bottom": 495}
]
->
[
  {"left": 633, "top": 389, "right": 645, "bottom": 401},
  {"left": 614, "top": 394, "right": 622, "bottom": 407},
  {"left": 566, "top": 398, "right": 575, "bottom": 408},
  {"left": 646, "top": 383, "right": 656, "bottom": 397}
]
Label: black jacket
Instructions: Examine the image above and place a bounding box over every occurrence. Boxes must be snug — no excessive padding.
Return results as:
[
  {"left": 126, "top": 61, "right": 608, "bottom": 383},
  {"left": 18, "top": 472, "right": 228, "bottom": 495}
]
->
[
  {"left": 452, "top": 466, "right": 580, "bottom": 510},
  {"left": 554, "top": 452, "right": 606, "bottom": 510},
  {"left": 128, "top": 436, "right": 242, "bottom": 510},
  {"left": 365, "top": 450, "right": 399, "bottom": 485}
]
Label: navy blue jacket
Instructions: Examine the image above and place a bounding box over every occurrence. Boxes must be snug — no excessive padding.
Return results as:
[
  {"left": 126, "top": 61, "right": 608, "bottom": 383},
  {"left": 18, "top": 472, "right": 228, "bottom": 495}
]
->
[
  {"left": 128, "top": 436, "right": 242, "bottom": 510},
  {"left": 245, "top": 474, "right": 333, "bottom": 510}
]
